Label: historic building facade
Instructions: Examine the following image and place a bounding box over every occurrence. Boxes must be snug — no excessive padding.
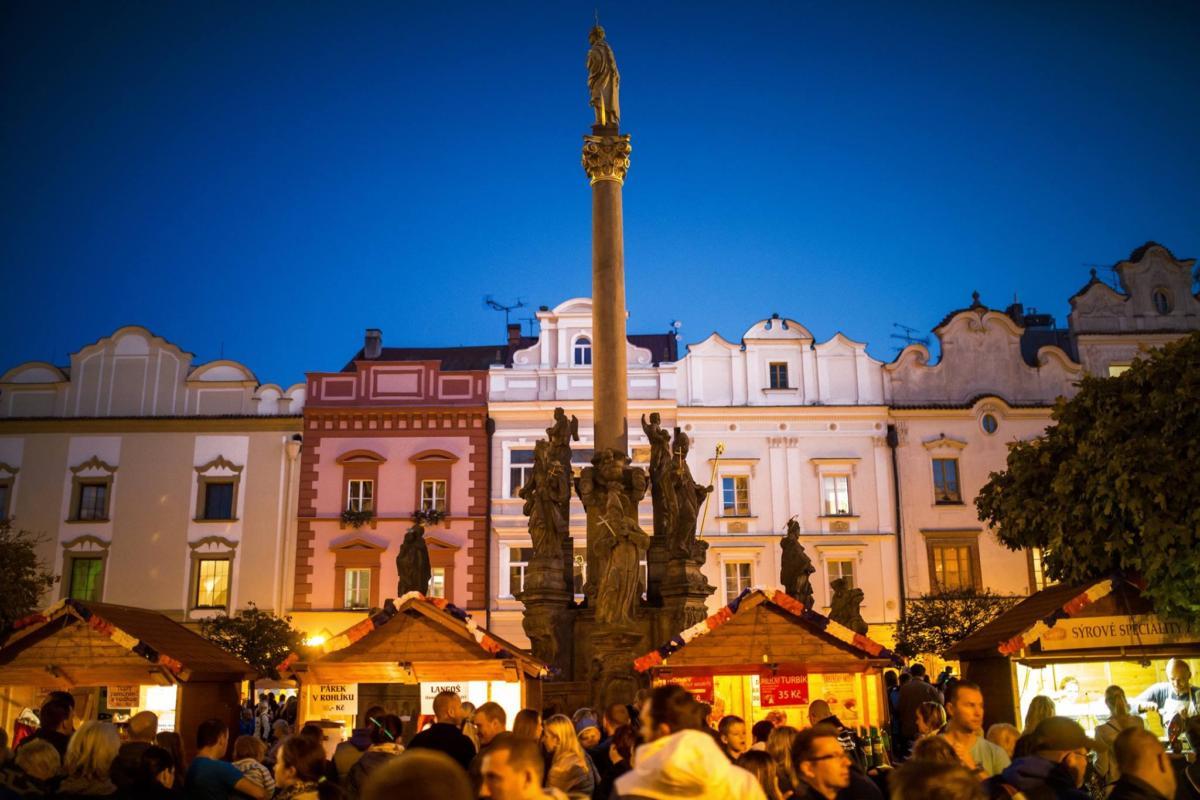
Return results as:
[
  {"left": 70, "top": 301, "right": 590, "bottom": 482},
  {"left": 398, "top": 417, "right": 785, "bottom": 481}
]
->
[{"left": 0, "top": 326, "right": 305, "bottom": 620}]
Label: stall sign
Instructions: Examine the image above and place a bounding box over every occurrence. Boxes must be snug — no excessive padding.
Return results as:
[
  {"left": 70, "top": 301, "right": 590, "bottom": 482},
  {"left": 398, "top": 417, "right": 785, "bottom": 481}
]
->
[
  {"left": 107, "top": 685, "right": 141, "bottom": 709},
  {"left": 760, "top": 675, "right": 809, "bottom": 708},
  {"left": 420, "top": 682, "right": 466, "bottom": 714},
  {"left": 310, "top": 684, "right": 358, "bottom": 717},
  {"left": 1040, "top": 615, "right": 1200, "bottom": 651},
  {"left": 651, "top": 674, "right": 714, "bottom": 703}
]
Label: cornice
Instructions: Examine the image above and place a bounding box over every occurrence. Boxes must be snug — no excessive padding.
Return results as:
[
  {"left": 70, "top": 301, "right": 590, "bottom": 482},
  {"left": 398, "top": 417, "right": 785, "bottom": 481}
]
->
[{"left": 0, "top": 416, "right": 301, "bottom": 434}]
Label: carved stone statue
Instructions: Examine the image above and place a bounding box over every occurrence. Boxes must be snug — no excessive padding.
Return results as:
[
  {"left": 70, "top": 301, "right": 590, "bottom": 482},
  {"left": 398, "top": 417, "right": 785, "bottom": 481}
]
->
[
  {"left": 546, "top": 407, "right": 579, "bottom": 468},
  {"left": 780, "top": 518, "right": 816, "bottom": 608},
  {"left": 592, "top": 455, "right": 650, "bottom": 627},
  {"left": 587, "top": 25, "right": 620, "bottom": 128},
  {"left": 828, "top": 577, "right": 869, "bottom": 635},
  {"left": 641, "top": 412, "right": 676, "bottom": 541},
  {"left": 396, "top": 518, "right": 432, "bottom": 596},
  {"left": 545, "top": 407, "right": 579, "bottom": 595},
  {"left": 669, "top": 428, "right": 712, "bottom": 559},
  {"left": 518, "top": 440, "right": 570, "bottom": 562}
]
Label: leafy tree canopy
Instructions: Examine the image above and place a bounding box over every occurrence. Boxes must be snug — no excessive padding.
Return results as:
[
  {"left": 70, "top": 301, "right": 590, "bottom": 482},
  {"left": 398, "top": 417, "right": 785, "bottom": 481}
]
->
[
  {"left": 199, "top": 602, "right": 305, "bottom": 681},
  {"left": 895, "top": 588, "right": 1020, "bottom": 658},
  {"left": 0, "top": 520, "right": 57, "bottom": 635},
  {"left": 976, "top": 332, "right": 1200, "bottom": 623}
]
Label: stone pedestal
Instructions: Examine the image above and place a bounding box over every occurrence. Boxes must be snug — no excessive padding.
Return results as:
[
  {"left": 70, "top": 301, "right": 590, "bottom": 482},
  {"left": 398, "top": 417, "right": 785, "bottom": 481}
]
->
[
  {"left": 518, "top": 556, "right": 573, "bottom": 676},
  {"left": 589, "top": 623, "right": 645, "bottom": 709},
  {"left": 658, "top": 543, "right": 717, "bottom": 643}
]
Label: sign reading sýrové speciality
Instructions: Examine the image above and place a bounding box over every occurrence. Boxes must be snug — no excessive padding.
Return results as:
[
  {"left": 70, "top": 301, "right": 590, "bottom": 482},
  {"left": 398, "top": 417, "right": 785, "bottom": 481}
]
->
[
  {"left": 651, "top": 674, "right": 715, "bottom": 704},
  {"left": 759, "top": 674, "right": 810, "bottom": 708},
  {"left": 1039, "top": 615, "right": 1200, "bottom": 651}
]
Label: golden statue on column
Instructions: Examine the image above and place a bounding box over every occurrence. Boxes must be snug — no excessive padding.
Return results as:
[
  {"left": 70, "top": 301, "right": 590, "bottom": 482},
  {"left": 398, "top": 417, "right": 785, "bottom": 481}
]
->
[{"left": 587, "top": 25, "right": 620, "bottom": 129}]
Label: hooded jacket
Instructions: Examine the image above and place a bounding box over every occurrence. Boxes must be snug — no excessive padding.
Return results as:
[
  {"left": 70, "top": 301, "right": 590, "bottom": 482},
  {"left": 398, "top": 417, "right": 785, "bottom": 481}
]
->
[
  {"left": 614, "top": 729, "right": 767, "bottom": 800},
  {"left": 985, "top": 756, "right": 1091, "bottom": 800}
]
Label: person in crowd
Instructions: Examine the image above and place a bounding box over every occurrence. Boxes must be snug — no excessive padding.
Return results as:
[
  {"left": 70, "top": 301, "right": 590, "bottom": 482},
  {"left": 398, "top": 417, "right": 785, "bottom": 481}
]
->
[
  {"left": 910, "top": 736, "right": 961, "bottom": 765},
  {"left": 940, "top": 681, "right": 1010, "bottom": 778},
  {"left": 18, "top": 700, "right": 71, "bottom": 759},
  {"left": 1095, "top": 685, "right": 1144, "bottom": 784},
  {"left": 984, "top": 723, "right": 1020, "bottom": 759},
  {"left": 916, "top": 701, "right": 947, "bottom": 737},
  {"left": 272, "top": 736, "right": 331, "bottom": 800},
  {"left": 936, "top": 667, "right": 955, "bottom": 693},
  {"left": 472, "top": 703, "right": 507, "bottom": 755},
  {"left": 1176, "top": 718, "right": 1200, "bottom": 800},
  {"left": 239, "top": 708, "right": 256, "bottom": 739},
  {"left": 808, "top": 701, "right": 864, "bottom": 770},
  {"left": 232, "top": 736, "right": 275, "bottom": 798},
  {"left": 344, "top": 715, "right": 404, "bottom": 800},
  {"left": 595, "top": 725, "right": 635, "bottom": 800},
  {"left": 460, "top": 703, "right": 481, "bottom": 751},
  {"left": 790, "top": 725, "right": 870, "bottom": 800},
  {"left": 512, "top": 710, "right": 543, "bottom": 742},
  {"left": 1024, "top": 696, "right": 1057, "bottom": 734},
  {"left": 540, "top": 715, "right": 596, "bottom": 799},
  {"left": 154, "top": 733, "right": 187, "bottom": 789},
  {"left": 573, "top": 716, "right": 602, "bottom": 751},
  {"left": 897, "top": 664, "right": 943, "bottom": 753},
  {"left": 406, "top": 691, "right": 476, "bottom": 772},
  {"left": 888, "top": 760, "right": 984, "bottom": 800},
  {"left": 736, "top": 750, "right": 784, "bottom": 800},
  {"left": 256, "top": 701, "right": 272, "bottom": 743},
  {"left": 56, "top": 721, "right": 120, "bottom": 800},
  {"left": 765, "top": 711, "right": 787, "bottom": 728},
  {"left": 281, "top": 699, "right": 298, "bottom": 729},
  {"left": 717, "top": 716, "right": 748, "bottom": 761},
  {"left": 751, "top": 720, "right": 774, "bottom": 752},
  {"left": 588, "top": 703, "right": 632, "bottom": 775},
  {"left": 264, "top": 722, "right": 290, "bottom": 770},
  {"left": 331, "top": 707, "right": 382, "bottom": 784},
  {"left": 1107, "top": 727, "right": 1177, "bottom": 800},
  {"left": 1136, "top": 659, "right": 1200, "bottom": 725},
  {"left": 185, "top": 719, "right": 269, "bottom": 800},
  {"left": 766, "top": 725, "right": 798, "bottom": 797},
  {"left": 296, "top": 726, "right": 324, "bottom": 747},
  {"left": 47, "top": 691, "right": 79, "bottom": 737},
  {"left": 355, "top": 750, "right": 471, "bottom": 800},
  {"left": 0, "top": 738, "right": 60, "bottom": 797},
  {"left": 124, "top": 745, "right": 178, "bottom": 800},
  {"left": 111, "top": 711, "right": 159, "bottom": 790},
  {"left": 615, "top": 685, "right": 765, "bottom": 799},
  {"left": 884, "top": 672, "right": 900, "bottom": 735},
  {"left": 985, "top": 717, "right": 1095, "bottom": 800},
  {"left": 478, "top": 734, "right": 565, "bottom": 800}
]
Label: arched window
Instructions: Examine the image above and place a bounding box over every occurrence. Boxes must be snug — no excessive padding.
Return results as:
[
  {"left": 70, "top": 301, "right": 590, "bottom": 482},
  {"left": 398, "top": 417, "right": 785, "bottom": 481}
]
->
[
  {"left": 573, "top": 337, "right": 592, "bottom": 366},
  {"left": 1153, "top": 288, "right": 1173, "bottom": 315}
]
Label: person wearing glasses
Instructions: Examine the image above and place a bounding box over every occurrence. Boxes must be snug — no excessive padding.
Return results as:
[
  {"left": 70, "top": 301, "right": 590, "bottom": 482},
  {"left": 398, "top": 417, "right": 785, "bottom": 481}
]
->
[{"left": 790, "top": 725, "right": 883, "bottom": 799}]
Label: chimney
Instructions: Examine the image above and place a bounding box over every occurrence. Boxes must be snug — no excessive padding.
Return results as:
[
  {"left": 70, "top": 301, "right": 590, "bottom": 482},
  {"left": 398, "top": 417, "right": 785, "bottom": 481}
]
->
[
  {"left": 507, "top": 323, "right": 522, "bottom": 349},
  {"left": 364, "top": 328, "right": 382, "bottom": 360}
]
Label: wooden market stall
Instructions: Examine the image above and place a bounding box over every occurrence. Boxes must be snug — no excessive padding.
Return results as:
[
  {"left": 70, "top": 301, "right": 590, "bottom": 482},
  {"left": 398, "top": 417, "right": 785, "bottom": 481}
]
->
[
  {"left": 946, "top": 575, "right": 1200, "bottom": 737},
  {"left": 634, "top": 589, "right": 900, "bottom": 730},
  {"left": 282, "top": 593, "right": 548, "bottom": 745},
  {"left": 0, "top": 599, "right": 253, "bottom": 756}
]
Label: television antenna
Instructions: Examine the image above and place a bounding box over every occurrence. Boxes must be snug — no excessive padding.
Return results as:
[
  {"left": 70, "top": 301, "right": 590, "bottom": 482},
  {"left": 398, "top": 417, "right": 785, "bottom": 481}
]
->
[
  {"left": 483, "top": 295, "right": 527, "bottom": 328},
  {"left": 891, "top": 323, "right": 930, "bottom": 353}
]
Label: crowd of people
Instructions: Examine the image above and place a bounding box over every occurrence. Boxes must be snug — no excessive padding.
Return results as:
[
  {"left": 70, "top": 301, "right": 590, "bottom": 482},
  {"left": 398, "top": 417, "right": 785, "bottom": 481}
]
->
[{"left": 0, "top": 663, "right": 1196, "bottom": 800}]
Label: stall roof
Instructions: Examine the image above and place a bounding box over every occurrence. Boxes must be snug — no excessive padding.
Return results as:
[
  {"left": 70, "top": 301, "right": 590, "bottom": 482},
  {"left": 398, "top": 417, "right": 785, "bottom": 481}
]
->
[
  {"left": 634, "top": 589, "right": 900, "bottom": 673},
  {"left": 280, "top": 593, "right": 549, "bottom": 684},
  {"left": 0, "top": 599, "right": 254, "bottom": 685}
]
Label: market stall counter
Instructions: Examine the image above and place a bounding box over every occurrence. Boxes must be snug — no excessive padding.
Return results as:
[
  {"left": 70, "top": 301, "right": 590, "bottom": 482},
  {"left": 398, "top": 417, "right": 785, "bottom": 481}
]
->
[
  {"left": 946, "top": 575, "right": 1199, "bottom": 747},
  {"left": 0, "top": 599, "right": 254, "bottom": 756},
  {"left": 634, "top": 589, "right": 900, "bottom": 731},
  {"left": 280, "top": 592, "right": 548, "bottom": 748}
]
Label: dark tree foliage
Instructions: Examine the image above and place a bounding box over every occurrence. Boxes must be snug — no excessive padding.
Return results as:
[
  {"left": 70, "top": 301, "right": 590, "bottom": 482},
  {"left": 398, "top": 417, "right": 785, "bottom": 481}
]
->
[
  {"left": 199, "top": 602, "right": 305, "bottom": 682},
  {"left": 976, "top": 332, "right": 1200, "bottom": 624},
  {"left": 895, "top": 588, "right": 1021, "bottom": 658},
  {"left": 0, "top": 519, "right": 57, "bottom": 635}
]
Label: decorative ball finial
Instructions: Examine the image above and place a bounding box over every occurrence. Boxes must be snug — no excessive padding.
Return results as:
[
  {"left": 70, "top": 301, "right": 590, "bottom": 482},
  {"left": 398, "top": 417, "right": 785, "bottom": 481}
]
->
[{"left": 971, "top": 290, "right": 982, "bottom": 307}]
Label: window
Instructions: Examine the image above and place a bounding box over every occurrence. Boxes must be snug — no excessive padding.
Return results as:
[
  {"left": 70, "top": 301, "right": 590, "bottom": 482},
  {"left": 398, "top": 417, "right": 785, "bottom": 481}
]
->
[
  {"left": 1028, "top": 548, "right": 1052, "bottom": 591},
  {"left": 1153, "top": 288, "right": 1173, "bottom": 315},
  {"left": 925, "top": 535, "right": 981, "bottom": 592},
  {"left": 68, "top": 557, "right": 104, "bottom": 601},
  {"left": 827, "top": 559, "right": 855, "bottom": 594},
  {"left": 344, "top": 568, "right": 371, "bottom": 609},
  {"left": 428, "top": 567, "right": 446, "bottom": 599},
  {"left": 506, "top": 546, "right": 534, "bottom": 598},
  {"left": 200, "top": 481, "right": 235, "bottom": 520},
  {"left": 0, "top": 479, "right": 11, "bottom": 520},
  {"left": 932, "top": 459, "right": 962, "bottom": 504},
  {"left": 193, "top": 558, "right": 231, "bottom": 608},
  {"left": 420, "top": 479, "right": 447, "bottom": 513},
  {"left": 981, "top": 414, "right": 998, "bottom": 435},
  {"left": 509, "top": 449, "right": 535, "bottom": 497},
  {"left": 721, "top": 476, "right": 751, "bottom": 517},
  {"left": 768, "top": 362, "right": 789, "bottom": 389},
  {"left": 822, "top": 475, "right": 851, "bottom": 516},
  {"left": 76, "top": 482, "right": 109, "bottom": 521},
  {"left": 724, "top": 561, "right": 753, "bottom": 603},
  {"left": 347, "top": 479, "right": 374, "bottom": 512},
  {"left": 1107, "top": 364, "right": 1131, "bottom": 377},
  {"left": 573, "top": 337, "right": 592, "bottom": 366}
]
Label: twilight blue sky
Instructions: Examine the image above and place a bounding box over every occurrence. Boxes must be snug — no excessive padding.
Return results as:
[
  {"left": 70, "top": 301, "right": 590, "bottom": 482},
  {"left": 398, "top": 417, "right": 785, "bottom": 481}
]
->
[{"left": 3, "top": 1, "right": 1198, "bottom": 387}]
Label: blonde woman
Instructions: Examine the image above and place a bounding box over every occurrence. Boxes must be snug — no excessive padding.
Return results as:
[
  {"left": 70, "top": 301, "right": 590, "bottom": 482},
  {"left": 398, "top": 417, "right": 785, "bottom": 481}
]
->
[
  {"left": 1023, "top": 695, "right": 1056, "bottom": 733},
  {"left": 1095, "top": 685, "right": 1144, "bottom": 782},
  {"left": 541, "top": 714, "right": 596, "bottom": 800},
  {"left": 57, "top": 721, "right": 120, "bottom": 799},
  {"left": 766, "top": 725, "right": 798, "bottom": 796},
  {"left": 915, "top": 701, "right": 947, "bottom": 737}
]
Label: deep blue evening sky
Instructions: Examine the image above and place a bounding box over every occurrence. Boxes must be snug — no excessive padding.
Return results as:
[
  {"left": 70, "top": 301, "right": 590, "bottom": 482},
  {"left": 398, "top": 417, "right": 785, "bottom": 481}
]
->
[{"left": 3, "top": 1, "right": 1198, "bottom": 387}]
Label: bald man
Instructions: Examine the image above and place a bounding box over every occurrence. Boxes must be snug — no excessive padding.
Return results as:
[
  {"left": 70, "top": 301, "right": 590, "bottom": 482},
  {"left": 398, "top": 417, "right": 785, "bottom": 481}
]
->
[
  {"left": 407, "top": 691, "right": 476, "bottom": 771},
  {"left": 1107, "top": 727, "right": 1177, "bottom": 800},
  {"left": 808, "top": 700, "right": 865, "bottom": 772},
  {"left": 112, "top": 711, "right": 158, "bottom": 789},
  {"left": 1136, "top": 659, "right": 1200, "bottom": 725}
]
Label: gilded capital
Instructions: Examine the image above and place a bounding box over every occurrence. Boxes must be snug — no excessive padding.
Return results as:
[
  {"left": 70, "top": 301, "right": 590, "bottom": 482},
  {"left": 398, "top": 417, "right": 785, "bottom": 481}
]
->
[{"left": 582, "top": 134, "right": 632, "bottom": 185}]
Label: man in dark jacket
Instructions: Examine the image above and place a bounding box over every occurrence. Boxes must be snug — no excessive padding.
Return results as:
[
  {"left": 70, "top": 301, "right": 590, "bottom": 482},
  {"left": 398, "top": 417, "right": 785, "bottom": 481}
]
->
[
  {"left": 984, "top": 717, "right": 1094, "bottom": 800},
  {"left": 407, "top": 691, "right": 476, "bottom": 771},
  {"left": 1107, "top": 727, "right": 1177, "bottom": 800}
]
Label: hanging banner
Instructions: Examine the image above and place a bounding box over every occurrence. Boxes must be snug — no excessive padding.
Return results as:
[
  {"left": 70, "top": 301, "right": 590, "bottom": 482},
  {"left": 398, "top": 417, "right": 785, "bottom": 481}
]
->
[
  {"left": 760, "top": 674, "right": 809, "bottom": 708},
  {"left": 309, "top": 684, "right": 358, "bottom": 717},
  {"left": 651, "top": 674, "right": 714, "bottom": 704},
  {"left": 107, "top": 685, "right": 141, "bottom": 709},
  {"left": 1040, "top": 615, "right": 1200, "bottom": 651}
]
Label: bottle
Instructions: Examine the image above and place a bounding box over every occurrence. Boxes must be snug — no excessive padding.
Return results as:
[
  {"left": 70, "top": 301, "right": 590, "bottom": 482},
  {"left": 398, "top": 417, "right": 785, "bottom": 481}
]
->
[
  {"left": 870, "top": 725, "right": 883, "bottom": 768},
  {"left": 880, "top": 728, "right": 894, "bottom": 767}
]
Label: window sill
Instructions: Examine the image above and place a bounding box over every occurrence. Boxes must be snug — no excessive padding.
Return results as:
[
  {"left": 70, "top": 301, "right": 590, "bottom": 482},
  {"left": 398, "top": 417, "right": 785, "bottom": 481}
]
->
[
  {"left": 817, "top": 514, "right": 860, "bottom": 520},
  {"left": 66, "top": 518, "right": 109, "bottom": 524},
  {"left": 717, "top": 514, "right": 757, "bottom": 520},
  {"left": 933, "top": 501, "right": 965, "bottom": 508},
  {"left": 762, "top": 387, "right": 797, "bottom": 392},
  {"left": 193, "top": 518, "right": 238, "bottom": 523}
]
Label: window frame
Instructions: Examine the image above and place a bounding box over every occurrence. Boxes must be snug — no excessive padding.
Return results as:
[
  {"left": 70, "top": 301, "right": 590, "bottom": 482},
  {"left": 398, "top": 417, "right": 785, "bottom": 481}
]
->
[
  {"left": 821, "top": 474, "right": 852, "bottom": 517},
  {"left": 768, "top": 362, "right": 790, "bottom": 389},
  {"left": 411, "top": 450, "right": 457, "bottom": 520},
  {"left": 508, "top": 447, "right": 536, "bottom": 498},
  {"left": 573, "top": 336, "right": 592, "bottom": 366},
  {"left": 923, "top": 531, "right": 982, "bottom": 593},
  {"left": 0, "top": 478, "right": 10, "bottom": 521},
  {"left": 502, "top": 544, "right": 534, "bottom": 600},
  {"left": 197, "top": 478, "right": 238, "bottom": 521},
  {"left": 190, "top": 556, "right": 233, "bottom": 610},
  {"left": 720, "top": 475, "right": 751, "bottom": 517},
  {"left": 420, "top": 478, "right": 448, "bottom": 514},
  {"left": 193, "top": 455, "right": 243, "bottom": 523},
  {"left": 332, "top": 537, "right": 384, "bottom": 610},
  {"left": 337, "top": 451, "right": 386, "bottom": 518},
  {"left": 931, "top": 457, "right": 963, "bottom": 505},
  {"left": 59, "top": 535, "right": 110, "bottom": 601},
  {"left": 1027, "top": 547, "right": 1053, "bottom": 592},
  {"left": 723, "top": 560, "right": 753, "bottom": 603},
  {"left": 67, "top": 456, "right": 117, "bottom": 524},
  {"left": 827, "top": 558, "right": 856, "bottom": 593},
  {"left": 343, "top": 567, "right": 372, "bottom": 609}
]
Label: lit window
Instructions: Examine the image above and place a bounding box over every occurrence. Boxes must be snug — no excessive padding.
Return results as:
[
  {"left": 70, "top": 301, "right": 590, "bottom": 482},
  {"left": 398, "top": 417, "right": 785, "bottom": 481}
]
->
[
  {"left": 509, "top": 450, "right": 535, "bottom": 498},
  {"left": 69, "top": 557, "right": 103, "bottom": 602},
  {"left": 931, "top": 544, "right": 976, "bottom": 591},
  {"left": 420, "top": 479, "right": 447, "bottom": 513},
  {"left": 347, "top": 479, "right": 374, "bottom": 512},
  {"left": 1029, "top": 548, "right": 1053, "bottom": 591},
  {"left": 768, "top": 362, "right": 789, "bottom": 389},
  {"left": 344, "top": 568, "right": 370, "bottom": 609},
  {"left": 981, "top": 414, "right": 998, "bottom": 435},
  {"left": 428, "top": 567, "right": 446, "bottom": 599},
  {"left": 724, "top": 561, "right": 752, "bottom": 603},
  {"left": 828, "top": 559, "right": 855, "bottom": 593},
  {"left": 506, "top": 546, "right": 533, "bottom": 598},
  {"left": 76, "top": 482, "right": 109, "bottom": 521},
  {"left": 194, "top": 558, "right": 230, "bottom": 609},
  {"left": 822, "top": 475, "right": 851, "bottom": 516},
  {"left": 932, "top": 459, "right": 962, "bottom": 505},
  {"left": 1107, "top": 364, "right": 1131, "bottom": 377},
  {"left": 721, "top": 476, "right": 750, "bottom": 517},
  {"left": 200, "top": 481, "right": 235, "bottom": 520},
  {"left": 573, "top": 337, "right": 592, "bottom": 366}
]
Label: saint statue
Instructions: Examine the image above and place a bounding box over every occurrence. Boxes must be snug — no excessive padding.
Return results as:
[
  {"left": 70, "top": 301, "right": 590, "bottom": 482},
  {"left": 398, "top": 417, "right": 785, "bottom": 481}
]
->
[
  {"left": 396, "top": 518, "right": 432, "bottom": 596},
  {"left": 828, "top": 577, "right": 869, "bottom": 635},
  {"left": 592, "top": 453, "right": 650, "bottom": 627},
  {"left": 780, "top": 518, "right": 816, "bottom": 608},
  {"left": 518, "top": 440, "right": 570, "bottom": 562},
  {"left": 587, "top": 25, "right": 620, "bottom": 128},
  {"left": 641, "top": 412, "right": 676, "bottom": 541},
  {"left": 669, "top": 427, "right": 711, "bottom": 559}
]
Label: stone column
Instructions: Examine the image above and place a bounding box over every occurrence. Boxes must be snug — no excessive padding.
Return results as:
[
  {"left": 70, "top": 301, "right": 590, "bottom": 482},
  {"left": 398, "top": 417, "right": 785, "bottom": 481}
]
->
[{"left": 582, "top": 127, "right": 632, "bottom": 456}]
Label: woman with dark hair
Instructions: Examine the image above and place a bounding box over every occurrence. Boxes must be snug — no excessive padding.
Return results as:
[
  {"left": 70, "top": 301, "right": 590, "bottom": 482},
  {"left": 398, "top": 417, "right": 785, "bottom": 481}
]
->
[
  {"left": 344, "top": 716, "right": 404, "bottom": 800},
  {"left": 121, "top": 745, "right": 177, "bottom": 799},
  {"left": 153, "top": 732, "right": 186, "bottom": 789},
  {"left": 511, "top": 709, "right": 542, "bottom": 741},
  {"left": 596, "top": 724, "right": 637, "bottom": 800},
  {"left": 273, "top": 736, "right": 339, "bottom": 800}
]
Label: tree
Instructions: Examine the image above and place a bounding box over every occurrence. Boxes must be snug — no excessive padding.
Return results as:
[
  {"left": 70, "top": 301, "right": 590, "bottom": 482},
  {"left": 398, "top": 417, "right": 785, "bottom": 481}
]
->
[
  {"left": 199, "top": 602, "right": 305, "bottom": 689},
  {"left": 895, "top": 588, "right": 1021, "bottom": 658},
  {"left": 976, "top": 332, "right": 1200, "bottom": 624},
  {"left": 0, "top": 519, "right": 57, "bottom": 635}
]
